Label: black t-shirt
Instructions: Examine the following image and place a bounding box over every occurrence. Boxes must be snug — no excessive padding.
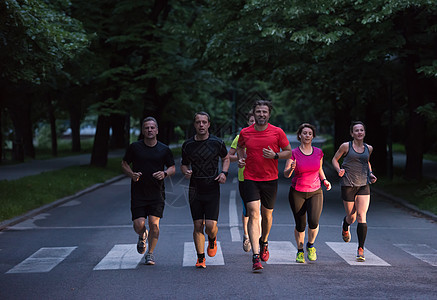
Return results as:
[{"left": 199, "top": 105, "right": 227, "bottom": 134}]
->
[
  {"left": 181, "top": 135, "right": 228, "bottom": 194},
  {"left": 123, "top": 140, "right": 175, "bottom": 205}
]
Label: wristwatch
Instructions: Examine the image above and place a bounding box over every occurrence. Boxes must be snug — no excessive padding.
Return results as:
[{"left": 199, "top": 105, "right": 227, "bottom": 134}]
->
[
  {"left": 164, "top": 171, "right": 168, "bottom": 177},
  {"left": 221, "top": 171, "right": 228, "bottom": 177},
  {"left": 274, "top": 153, "right": 279, "bottom": 160}
]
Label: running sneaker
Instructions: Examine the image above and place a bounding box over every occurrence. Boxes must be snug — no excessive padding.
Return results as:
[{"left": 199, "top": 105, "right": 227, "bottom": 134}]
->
[
  {"left": 306, "top": 246, "right": 317, "bottom": 261},
  {"left": 356, "top": 247, "right": 365, "bottom": 262},
  {"left": 195, "top": 258, "right": 206, "bottom": 268},
  {"left": 207, "top": 237, "right": 217, "bottom": 257},
  {"left": 252, "top": 255, "right": 263, "bottom": 272},
  {"left": 243, "top": 236, "right": 251, "bottom": 252},
  {"left": 342, "top": 223, "right": 351, "bottom": 243},
  {"left": 296, "top": 251, "right": 305, "bottom": 263},
  {"left": 145, "top": 252, "right": 155, "bottom": 265},
  {"left": 260, "top": 239, "right": 269, "bottom": 262},
  {"left": 136, "top": 231, "right": 148, "bottom": 254}
]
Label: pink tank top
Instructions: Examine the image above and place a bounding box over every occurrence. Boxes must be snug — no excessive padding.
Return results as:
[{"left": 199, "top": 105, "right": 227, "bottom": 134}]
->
[{"left": 291, "top": 147, "right": 323, "bottom": 192}]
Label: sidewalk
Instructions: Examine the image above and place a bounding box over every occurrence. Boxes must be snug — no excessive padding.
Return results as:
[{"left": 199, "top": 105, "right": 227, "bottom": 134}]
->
[{"left": 0, "top": 149, "right": 125, "bottom": 181}]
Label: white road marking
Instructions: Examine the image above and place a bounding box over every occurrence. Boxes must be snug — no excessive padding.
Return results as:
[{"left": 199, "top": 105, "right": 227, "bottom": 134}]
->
[
  {"left": 94, "top": 244, "right": 143, "bottom": 270},
  {"left": 394, "top": 244, "right": 437, "bottom": 267},
  {"left": 266, "top": 241, "right": 299, "bottom": 265},
  {"left": 183, "top": 241, "right": 224, "bottom": 267},
  {"left": 232, "top": 177, "right": 238, "bottom": 184},
  {"left": 7, "top": 247, "right": 77, "bottom": 273},
  {"left": 229, "top": 190, "right": 241, "bottom": 242},
  {"left": 326, "top": 242, "right": 391, "bottom": 266}
]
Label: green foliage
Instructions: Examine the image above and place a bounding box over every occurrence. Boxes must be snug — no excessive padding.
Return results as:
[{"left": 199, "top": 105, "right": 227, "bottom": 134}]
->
[{"left": 0, "top": 0, "right": 89, "bottom": 84}]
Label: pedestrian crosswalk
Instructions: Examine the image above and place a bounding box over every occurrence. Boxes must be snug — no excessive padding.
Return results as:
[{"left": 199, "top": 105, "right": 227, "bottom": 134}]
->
[{"left": 2, "top": 242, "right": 436, "bottom": 274}]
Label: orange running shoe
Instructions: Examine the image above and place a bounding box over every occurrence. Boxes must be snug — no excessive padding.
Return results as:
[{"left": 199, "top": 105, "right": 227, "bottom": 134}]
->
[
  {"left": 207, "top": 237, "right": 217, "bottom": 257},
  {"left": 342, "top": 222, "right": 351, "bottom": 243},
  {"left": 195, "top": 258, "right": 206, "bottom": 268}
]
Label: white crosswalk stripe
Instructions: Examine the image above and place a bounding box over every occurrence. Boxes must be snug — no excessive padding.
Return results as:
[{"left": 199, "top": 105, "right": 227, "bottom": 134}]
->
[
  {"left": 394, "top": 244, "right": 437, "bottom": 266},
  {"left": 9, "top": 241, "right": 437, "bottom": 273},
  {"left": 94, "top": 244, "right": 143, "bottom": 270},
  {"left": 265, "top": 241, "right": 299, "bottom": 265},
  {"left": 7, "top": 247, "right": 77, "bottom": 273},
  {"left": 326, "top": 242, "right": 391, "bottom": 266},
  {"left": 183, "top": 241, "right": 224, "bottom": 267}
]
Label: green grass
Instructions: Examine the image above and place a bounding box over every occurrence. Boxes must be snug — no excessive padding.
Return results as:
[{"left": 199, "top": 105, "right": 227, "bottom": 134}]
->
[
  {"left": 377, "top": 174, "right": 437, "bottom": 215},
  {"left": 0, "top": 157, "right": 123, "bottom": 222}
]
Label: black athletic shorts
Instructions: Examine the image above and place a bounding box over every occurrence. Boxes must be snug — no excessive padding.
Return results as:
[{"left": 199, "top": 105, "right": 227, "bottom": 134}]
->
[
  {"left": 243, "top": 179, "right": 278, "bottom": 210},
  {"left": 131, "top": 202, "right": 165, "bottom": 220},
  {"left": 189, "top": 188, "right": 220, "bottom": 221},
  {"left": 341, "top": 185, "right": 370, "bottom": 202}
]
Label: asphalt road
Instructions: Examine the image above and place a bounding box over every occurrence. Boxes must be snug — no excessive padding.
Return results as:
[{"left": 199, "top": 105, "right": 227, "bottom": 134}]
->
[{"left": 0, "top": 161, "right": 436, "bottom": 299}]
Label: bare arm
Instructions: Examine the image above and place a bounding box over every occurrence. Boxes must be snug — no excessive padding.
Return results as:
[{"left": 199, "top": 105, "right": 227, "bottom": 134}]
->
[
  {"left": 228, "top": 148, "right": 238, "bottom": 163},
  {"left": 152, "top": 165, "right": 176, "bottom": 181},
  {"left": 283, "top": 158, "right": 296, "bottom": 178},
  {"left": 318, "top": 158, "right": 331, "bottom": 191},
  {"left": 236, "top": 144, "right": 246, "bottom": 168},
  {"left": 331, "top": 143, "right": 348, "bottom": 177},
  {"left": 215, "top": 153, "right": 230, "bottom": 183},
  {"left": 367, "top": 145, "right": 377, "bottom": 183},
  {"left": 262, "top": 144, "right": 292, "bottom": 160},
  {"left": 121, "top": 160, "right": 142, "bottom": 182},
  {"left": 180, "top": 164, "right": 192, "bottom": 179}
]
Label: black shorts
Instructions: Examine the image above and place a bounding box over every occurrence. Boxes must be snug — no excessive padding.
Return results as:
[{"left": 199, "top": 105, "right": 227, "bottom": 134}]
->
[
  {"left": 341, "top": 185, "right": 370, "bottom": 202},
  {"left": 131, "top": 202, "right": 165, "bottom": 221},
  {"left": 189, "top": 189, "right": 220, "bottom": 221},
  {"left": 243, "top": 179, "right": 278, "bottom": 210}
]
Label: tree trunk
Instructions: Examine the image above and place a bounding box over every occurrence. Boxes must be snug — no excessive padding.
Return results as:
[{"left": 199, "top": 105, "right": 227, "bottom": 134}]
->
[
  {"left": 109, "top": 113, "right": 126, "bottom": 149},
  {"left": 69, "top": 100, "right": 81, "bottom": 153},
  {"left": 403, "top": 9, "right": 425, "bottom": 181},
  {"left": 47, "top": 96, "right": 58, "bottom": 157},
  {"left": 9, "top": 96, "right": 35, "bottom": 160},
  {"left": 333, "top": 98, "right": 352, "bottom": 152},
  {"left": 365, "top": 97, "right": 387, "bottom": 175},
  {"left": 90, "top": 114, "right": 110, "bottom": 167}
]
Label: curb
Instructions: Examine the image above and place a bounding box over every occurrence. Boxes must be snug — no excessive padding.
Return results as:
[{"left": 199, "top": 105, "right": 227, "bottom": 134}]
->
[
  {"left": 372, "top": 188, "right": 437, "bottom": 222},
  {"left": 0, "top": 174, "right": 127, "bottom": 231}
]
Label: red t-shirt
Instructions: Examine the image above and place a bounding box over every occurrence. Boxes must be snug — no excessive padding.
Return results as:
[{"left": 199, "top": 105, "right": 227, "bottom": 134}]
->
[{"left": 238, "top": 123, "right": 289, "bottom": 181}]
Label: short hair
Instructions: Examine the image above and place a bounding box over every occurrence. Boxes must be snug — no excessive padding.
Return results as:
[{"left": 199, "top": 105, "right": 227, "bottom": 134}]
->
[
  {"left": 350, "top": 121, "right": 366, "bottom": 132},
  {"left": 193, "top": 111, "right": 210, "bottom": 122},
  {"left": 142, "top": 116, "right": 158, "bottom": 127},
  {"left": 252, "top": 100, "right": 273, "bottom": 114},
  {"left": 296, "top": 123, "right": 316, "bottom": 141}
]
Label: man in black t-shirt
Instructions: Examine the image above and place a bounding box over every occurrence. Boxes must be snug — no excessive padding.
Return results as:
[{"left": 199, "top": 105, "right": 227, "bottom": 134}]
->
[
  {"left": 122, "top": 117, "right": 175, "bottom": 265},
  {"left": 181, "top": 112, "right": 230, "bottom": 268}
]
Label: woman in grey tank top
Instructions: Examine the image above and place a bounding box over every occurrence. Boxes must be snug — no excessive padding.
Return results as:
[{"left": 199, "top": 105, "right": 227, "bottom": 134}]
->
[{"left": 332, "top": 121, "right": 377, "bottom": 262}]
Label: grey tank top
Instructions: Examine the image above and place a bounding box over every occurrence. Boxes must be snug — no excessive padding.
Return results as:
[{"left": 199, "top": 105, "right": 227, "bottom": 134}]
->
[{"left": 341, "top": 141, "right": 370, "bottom": 187}]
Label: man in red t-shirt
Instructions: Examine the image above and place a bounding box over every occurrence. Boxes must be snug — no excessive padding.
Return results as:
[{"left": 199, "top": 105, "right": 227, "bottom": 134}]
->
[{"left": 237, "top": 100, "right": 291, "bottom": 272}]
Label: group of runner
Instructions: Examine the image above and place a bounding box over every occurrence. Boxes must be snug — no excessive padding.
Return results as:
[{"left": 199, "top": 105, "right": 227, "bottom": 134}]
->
[{"left": 121, "top": 100, "right": 377, "bottom": 271}]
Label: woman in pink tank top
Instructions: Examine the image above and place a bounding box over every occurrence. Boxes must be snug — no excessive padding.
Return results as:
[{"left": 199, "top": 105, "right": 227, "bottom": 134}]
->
[{"left": 284, "top": 123, "right": 331, "bottom": 263}]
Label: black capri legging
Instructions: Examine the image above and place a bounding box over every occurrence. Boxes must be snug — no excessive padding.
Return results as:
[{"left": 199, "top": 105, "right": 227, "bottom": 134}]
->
[{"left": 288, "top": 187, "right": 323, "bottom": 232}]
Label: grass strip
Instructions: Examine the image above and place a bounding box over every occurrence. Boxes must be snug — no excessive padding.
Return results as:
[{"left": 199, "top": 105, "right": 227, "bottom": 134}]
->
[{"left": 0, "top": 157, "right": 123, "bottom": 222}]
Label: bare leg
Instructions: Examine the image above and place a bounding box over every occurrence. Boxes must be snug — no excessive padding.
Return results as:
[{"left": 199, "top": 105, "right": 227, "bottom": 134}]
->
[
  {"left": 260, "top": 205, "right": 273, "bottom": 242},
  {"left": 247, "top": 201, "right": 261, "bottom": 254},
  {"left": 147, "top": 216, "right": 160, "bottom": 253},
  {"left": 193, "top": 219, "right": 205, "bottom": 254}
]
